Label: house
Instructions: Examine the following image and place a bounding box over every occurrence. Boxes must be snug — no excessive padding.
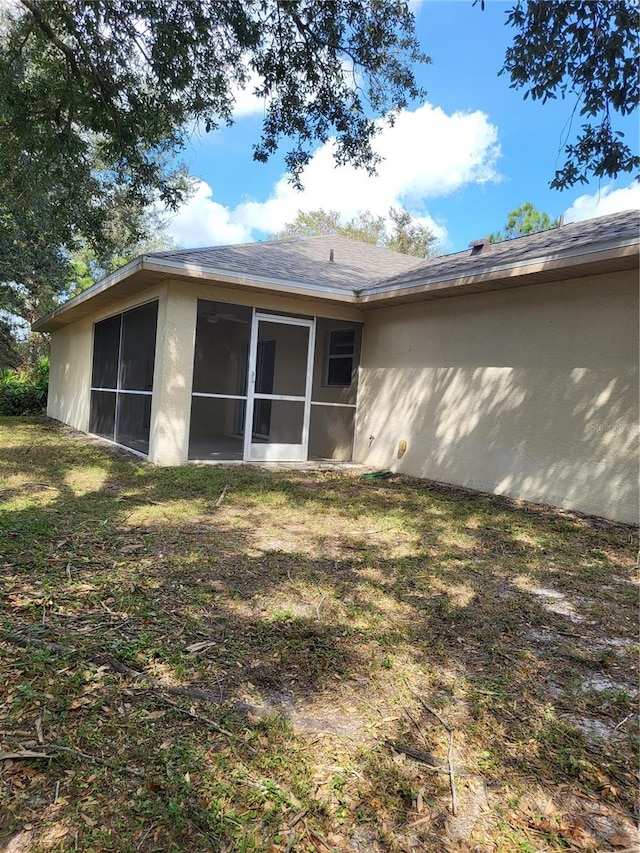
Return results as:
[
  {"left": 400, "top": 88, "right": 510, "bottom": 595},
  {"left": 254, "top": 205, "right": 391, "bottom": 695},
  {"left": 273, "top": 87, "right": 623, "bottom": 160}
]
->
[{"left": 34, "top": 210, "right": 639, "bottom": 523}]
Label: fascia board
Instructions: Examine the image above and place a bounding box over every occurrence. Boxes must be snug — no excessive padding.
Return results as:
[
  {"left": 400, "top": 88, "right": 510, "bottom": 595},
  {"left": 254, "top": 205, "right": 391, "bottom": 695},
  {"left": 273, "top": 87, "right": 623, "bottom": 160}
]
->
[
  {"left": 32, "top": 256, "right": 359, "bottom": 331},
  {"left": 32, "top": 233, "right": 639, "bottom": 330},
  {"left": 141, "top": 257, "right": 359, "bottom": 300},
  {"left": 359, "top": 236, "right": 640, "bottom": 298}
]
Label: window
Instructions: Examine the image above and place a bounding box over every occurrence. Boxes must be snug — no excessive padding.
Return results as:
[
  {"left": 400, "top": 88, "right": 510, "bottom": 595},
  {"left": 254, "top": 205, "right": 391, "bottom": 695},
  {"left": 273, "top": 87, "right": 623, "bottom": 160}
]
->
[
  {"left": 326, "top": 328, "right": 355, "bottom": 387},
  {"left": 89, "top": 301, "right": 158, "bottom": 455}
]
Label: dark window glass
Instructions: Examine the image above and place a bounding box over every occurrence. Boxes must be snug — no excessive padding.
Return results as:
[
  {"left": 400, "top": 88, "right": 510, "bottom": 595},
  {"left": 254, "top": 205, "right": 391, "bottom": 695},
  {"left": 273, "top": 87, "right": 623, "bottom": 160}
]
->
[
  {"left": 116, "top": 393, "right": 152, "bottom": 454},
  {"left": 120, "top": 302, "right": 158, "bottom": 391},
  {"left": 327, "top": 357, "right": 353, "bottom": 386},
  {"left": 89, "top": 391, "right": 116, "bottom": 439},
  {"left": 326, "top": 328, "right": 355, "bottom": 387},
  {"left": 330, "top": 329, "right": 355, "bottom": 354},
  {"left": 91, "top": 315, "right": 121, "bottom": 389}
]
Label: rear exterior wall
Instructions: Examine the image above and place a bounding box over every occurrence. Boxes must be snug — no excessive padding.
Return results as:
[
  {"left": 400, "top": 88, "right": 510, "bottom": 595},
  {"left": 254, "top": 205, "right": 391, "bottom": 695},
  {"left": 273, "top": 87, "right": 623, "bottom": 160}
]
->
[{"left": 354, "top": 269, "right": 639, "bottom": 523}]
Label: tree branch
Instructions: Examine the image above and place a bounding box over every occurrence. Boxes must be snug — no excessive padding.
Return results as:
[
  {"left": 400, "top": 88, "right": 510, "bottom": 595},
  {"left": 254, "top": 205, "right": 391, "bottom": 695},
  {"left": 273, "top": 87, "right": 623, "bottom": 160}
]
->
[{"left": 18, "top": 0, "right": 78, "bottom": 70}]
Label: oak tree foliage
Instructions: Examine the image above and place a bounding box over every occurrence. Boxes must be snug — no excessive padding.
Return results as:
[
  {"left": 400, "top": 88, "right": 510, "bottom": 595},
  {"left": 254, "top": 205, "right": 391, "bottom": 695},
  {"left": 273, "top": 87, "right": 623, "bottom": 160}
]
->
[
  {"left": 276, "top": 209, "right": 385, "bottom": 243},
  {"left": 491, "top": 1, "right": 639, "bottom": 189},
  {"left": 0, "top": 0, "right": 427, "bottom": 334},
  {"left": 385, "top": 207, "right": 439, "bottom": 258},
  {"left": 0, "top": 319, "right": 20, "bottom": 372},
  {"left": 2, "top": 0, "right": 426, "bottom": 204}
]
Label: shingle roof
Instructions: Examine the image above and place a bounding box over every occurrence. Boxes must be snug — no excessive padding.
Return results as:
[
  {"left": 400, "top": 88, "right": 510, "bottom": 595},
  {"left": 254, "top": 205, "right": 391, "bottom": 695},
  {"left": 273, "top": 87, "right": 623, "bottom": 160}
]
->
[
  {"left": 368, "top": 209, "right": 639, "bottom": 293},
  {"left": 32, "top": 209, "right": 639, "bottom": 332},
  {"left": 149, "top": 210, "right": 639, "bottom": 296},
  {"left": 148, "top": 234, "right": 422, "bottom": 292}
]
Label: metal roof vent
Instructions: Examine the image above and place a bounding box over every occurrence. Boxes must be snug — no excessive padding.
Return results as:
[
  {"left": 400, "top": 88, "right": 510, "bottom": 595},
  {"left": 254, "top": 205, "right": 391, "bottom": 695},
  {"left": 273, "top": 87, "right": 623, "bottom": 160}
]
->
[{"left": 469, "top": 238, "right": 491, "bottom": 255}]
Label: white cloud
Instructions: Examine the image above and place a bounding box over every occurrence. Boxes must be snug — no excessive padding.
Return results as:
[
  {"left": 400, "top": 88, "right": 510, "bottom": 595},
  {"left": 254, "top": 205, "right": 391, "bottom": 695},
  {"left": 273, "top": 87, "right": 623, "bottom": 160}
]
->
[
  {"left": 563, "top": 181, "right": 640, "bottom": 223},
  {"left": 407, "top": 0, "right": 424, "bottom": 18},
  {"left": 167, "top": 101, "right": 501, "bottom": 248},
  {"left": 230, "top": 68, "right": 267, "bottom": 119},
  {"left": 166, "top": 181, "right": 253, "bottom": 247}
]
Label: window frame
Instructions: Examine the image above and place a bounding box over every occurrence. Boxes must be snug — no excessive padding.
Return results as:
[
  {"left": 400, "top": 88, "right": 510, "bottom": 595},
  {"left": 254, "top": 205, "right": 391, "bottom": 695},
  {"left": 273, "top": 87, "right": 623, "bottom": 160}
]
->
[{"left": 324, "top": 327, "right": 356, "bottom": 388}]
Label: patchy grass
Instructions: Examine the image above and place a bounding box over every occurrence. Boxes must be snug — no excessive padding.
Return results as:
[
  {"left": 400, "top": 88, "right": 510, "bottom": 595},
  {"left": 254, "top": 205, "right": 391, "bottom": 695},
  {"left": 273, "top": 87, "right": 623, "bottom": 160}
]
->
[{"left": 1, "top": 417, "right": 638, "bottom": 852}]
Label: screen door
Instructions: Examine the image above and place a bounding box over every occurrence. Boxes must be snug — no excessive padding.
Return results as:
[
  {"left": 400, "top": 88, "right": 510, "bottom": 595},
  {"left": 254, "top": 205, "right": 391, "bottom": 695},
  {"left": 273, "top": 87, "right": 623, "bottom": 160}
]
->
[{"left": 245, "top": 313, "right": 315, "bottom": 462}]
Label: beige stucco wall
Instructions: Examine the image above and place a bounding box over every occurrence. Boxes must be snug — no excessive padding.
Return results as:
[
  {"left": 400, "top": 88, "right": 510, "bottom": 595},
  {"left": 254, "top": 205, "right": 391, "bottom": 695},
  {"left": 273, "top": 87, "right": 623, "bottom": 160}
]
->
[
  {"left": 47, "top": 318, "right": 93, "bottom": 432},
  {"left": 177, "top": 280, "right": 363, "bottom": 324},
  {"left": 147, "top": 282, "right": 196, "bottom": 465},
  {"left": 354, "top": 270, "right": 639, "bottom": 523}
]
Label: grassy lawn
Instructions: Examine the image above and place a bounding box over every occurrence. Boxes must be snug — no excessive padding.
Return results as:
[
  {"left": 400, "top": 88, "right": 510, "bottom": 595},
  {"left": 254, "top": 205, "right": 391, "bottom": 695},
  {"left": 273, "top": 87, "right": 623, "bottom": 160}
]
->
[{"left": 1, "top": 418, "right": 638, "bottom": 853}]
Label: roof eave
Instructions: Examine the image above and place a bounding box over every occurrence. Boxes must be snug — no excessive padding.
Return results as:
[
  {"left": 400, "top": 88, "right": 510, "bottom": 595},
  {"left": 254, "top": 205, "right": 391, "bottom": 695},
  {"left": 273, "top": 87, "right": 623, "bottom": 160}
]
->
[
  {"left": 358, "top": 238, "right": 639, "bottom": 305},
  {"left": 32, "top": 257, "right": 146, "bottom": 332},
  {"left": 141, "top": 256, "right": 360, "bottom": 300},
  {"left": 32, "top": 229, "right": 640, "bottom": 331},
  {"left": 33, "top": 256, "right": 361, "bottom": 332}
]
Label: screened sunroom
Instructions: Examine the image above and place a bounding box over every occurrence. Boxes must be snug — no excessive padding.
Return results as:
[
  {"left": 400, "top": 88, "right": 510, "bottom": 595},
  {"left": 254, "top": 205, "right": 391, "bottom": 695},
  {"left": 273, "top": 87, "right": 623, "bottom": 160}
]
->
[
  {"left": 188, "top": 299, "right": 362, "bottom": 463},
  {"left": 39, "top": 234, "right": 417, "bottom": 469},
  {"left": 84, "top": 295, "right": 362, "bottom": 464}
]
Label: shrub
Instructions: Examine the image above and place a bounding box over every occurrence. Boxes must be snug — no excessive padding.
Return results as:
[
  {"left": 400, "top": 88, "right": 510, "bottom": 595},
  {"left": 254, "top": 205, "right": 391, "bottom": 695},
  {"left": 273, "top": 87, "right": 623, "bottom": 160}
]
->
[{"left": 0, "top": 357, "right": 49, "bottom": 415}]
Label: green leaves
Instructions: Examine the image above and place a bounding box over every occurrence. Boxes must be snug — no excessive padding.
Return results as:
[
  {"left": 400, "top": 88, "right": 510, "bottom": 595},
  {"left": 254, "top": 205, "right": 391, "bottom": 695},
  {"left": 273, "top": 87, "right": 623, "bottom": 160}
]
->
[
  {"left": 0, "top": 357, "right": 49, "bottom": 415},
  {"left": 499, "top": 1, "right": 639, "bottom": 189},
  {"left": 385, "top": 207, "right": 438, "bottom": 258},
  {"left": 1, "top": 0, "right": 427, "bottom": 334},
  {"left": 488, "top": 202, "right": 559, "bottom": 243},
  {"left": 3, "top": 0, "right": 426, "bottom": 194}
]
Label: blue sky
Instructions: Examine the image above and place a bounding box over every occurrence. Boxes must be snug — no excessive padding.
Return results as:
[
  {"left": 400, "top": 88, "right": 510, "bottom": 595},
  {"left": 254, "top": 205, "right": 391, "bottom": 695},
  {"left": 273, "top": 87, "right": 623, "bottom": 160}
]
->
[{"left": 167, "top": 0, "right": 639, "bottom": 253}]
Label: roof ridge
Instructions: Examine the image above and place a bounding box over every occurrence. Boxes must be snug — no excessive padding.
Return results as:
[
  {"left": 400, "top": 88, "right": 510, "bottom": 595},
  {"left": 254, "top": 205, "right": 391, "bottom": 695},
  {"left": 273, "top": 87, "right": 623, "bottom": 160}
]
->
[
  {"left": 485, "top": 208, "right": 638, "bottom": 248},
  {"left": 365, "top": 208, "right": 639, "bottom": 293},
  {"left": 147, "top": 231, "right": 427, "bottom": 260}
]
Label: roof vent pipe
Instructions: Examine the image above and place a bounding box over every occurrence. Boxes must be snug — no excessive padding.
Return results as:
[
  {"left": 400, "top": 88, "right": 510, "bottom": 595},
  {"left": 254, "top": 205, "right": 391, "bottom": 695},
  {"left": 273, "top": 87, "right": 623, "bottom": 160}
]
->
[{"left": 329, "top": 249, "right": 335, "bottom": 263}]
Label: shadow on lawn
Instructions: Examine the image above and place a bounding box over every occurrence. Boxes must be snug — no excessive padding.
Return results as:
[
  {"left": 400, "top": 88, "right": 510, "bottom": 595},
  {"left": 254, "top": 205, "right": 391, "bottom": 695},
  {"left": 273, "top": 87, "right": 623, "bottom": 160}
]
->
[{"left": 1, "top": 422, "right": 638, "bottom": 850}]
